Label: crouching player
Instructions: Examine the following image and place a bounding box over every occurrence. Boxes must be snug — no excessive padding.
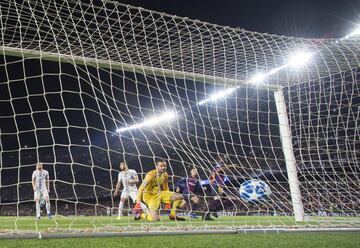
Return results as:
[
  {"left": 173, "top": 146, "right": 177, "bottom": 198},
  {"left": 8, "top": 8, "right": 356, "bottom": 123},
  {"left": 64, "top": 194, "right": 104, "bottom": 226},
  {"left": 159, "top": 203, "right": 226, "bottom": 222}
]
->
[{"left": 133, "top": 160, "right": 185, "bottom": 221}]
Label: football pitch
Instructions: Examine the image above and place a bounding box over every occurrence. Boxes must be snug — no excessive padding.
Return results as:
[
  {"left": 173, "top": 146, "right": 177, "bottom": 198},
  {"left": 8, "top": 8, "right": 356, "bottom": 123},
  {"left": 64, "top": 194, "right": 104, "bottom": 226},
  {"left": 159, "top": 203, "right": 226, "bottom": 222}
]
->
[
  {"left": 0, "top": 232, "right": 359, "bottom": 248},
  {"left": 0, "top": 215, "right": 359, "bottom": 232},
  {"left": 0, "top": 216, "right": 359, "bottom": 247}
]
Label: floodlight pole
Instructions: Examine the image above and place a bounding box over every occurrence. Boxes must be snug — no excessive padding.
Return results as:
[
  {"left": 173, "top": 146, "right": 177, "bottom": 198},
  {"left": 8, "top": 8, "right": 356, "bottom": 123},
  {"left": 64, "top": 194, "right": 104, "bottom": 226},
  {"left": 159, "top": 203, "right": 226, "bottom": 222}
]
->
[{"left": 274, "top": 89, "right": 304, "bottom": 222}]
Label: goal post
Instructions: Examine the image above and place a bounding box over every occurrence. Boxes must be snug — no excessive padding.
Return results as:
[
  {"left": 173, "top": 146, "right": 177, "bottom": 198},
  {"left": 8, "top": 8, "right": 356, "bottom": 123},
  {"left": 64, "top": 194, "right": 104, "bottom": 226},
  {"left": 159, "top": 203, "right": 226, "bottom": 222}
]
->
[{"left": 274, "top": 89, "right": 304, "bottom": 222}]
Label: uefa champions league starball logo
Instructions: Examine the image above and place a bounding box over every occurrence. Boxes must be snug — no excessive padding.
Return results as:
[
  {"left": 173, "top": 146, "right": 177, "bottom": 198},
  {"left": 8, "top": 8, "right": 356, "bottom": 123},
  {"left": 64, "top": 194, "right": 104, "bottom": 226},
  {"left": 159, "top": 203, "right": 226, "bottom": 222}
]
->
[{"left": 239, "top": 179, "right": 271, "bottom": 203}]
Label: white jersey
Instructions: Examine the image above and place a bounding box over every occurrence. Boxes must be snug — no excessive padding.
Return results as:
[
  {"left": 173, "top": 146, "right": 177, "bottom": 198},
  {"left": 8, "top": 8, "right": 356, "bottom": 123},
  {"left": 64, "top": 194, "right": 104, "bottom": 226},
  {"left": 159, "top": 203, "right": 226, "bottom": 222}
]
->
[
  {"left": 118, "top": 169, "right": 138, "bottom": 191},
  {"left": 32, "top": 169, "right": 49, "bottom": 191}
]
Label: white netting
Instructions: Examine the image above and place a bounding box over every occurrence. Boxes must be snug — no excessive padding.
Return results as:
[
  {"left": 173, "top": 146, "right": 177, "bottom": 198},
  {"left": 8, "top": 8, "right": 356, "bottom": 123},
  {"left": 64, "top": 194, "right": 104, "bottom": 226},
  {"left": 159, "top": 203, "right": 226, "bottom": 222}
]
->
[{"left": 0, "top": 0, "right": 359, "bottom": 234}]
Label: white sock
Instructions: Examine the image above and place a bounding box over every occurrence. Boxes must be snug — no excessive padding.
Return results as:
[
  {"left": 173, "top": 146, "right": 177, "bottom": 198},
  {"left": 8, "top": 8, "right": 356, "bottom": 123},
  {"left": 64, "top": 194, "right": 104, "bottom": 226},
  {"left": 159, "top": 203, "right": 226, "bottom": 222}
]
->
[
  {"left": 46, "top": 201, "right": 51, "bottom": 215},
  {"left": 119, "top": 201, "right": 124, "bottom": 216},
  {"left": 36, "top": 201, "right": 40, "bottom": 217}
]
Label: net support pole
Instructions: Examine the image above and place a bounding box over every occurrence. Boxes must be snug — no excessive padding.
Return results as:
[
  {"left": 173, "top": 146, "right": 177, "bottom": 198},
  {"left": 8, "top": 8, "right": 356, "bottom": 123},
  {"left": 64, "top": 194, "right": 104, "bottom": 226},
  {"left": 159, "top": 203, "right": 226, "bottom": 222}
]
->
[{"left": 274, "top": 89, "right": 304, "bottom": 222}]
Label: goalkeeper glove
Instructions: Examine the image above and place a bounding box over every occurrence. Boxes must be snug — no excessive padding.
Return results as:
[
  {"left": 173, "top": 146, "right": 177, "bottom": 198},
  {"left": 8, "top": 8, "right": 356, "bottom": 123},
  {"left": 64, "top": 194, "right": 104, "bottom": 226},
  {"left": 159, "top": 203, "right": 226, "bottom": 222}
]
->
[
  {"left": 164, "top": 203, "right": 171, "bottom": 210},
  {"left": 132, "top": 202, "right": 142, "bottom": 215}
]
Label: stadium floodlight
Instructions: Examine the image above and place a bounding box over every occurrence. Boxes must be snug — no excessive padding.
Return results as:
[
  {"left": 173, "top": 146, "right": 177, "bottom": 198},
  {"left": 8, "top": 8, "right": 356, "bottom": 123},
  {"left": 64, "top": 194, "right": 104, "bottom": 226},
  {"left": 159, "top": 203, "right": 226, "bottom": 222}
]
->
[
  {"left": 342, "top": 26, "right": 360, "bottom": 40},
  {"left": 116, "top": 111, "right": 177, "bottom": 132},
  {"left": 336, "top": 25, "right": 360, "bottom": 43},
  {"left": 198, "top": 87, "right": 237, "bottom": 105},
  {"left": 287, "top": 51, "right": 312, "bottom": 68},
  {"left": 249, "top": 73, "right": 267, "bottom": 84}
]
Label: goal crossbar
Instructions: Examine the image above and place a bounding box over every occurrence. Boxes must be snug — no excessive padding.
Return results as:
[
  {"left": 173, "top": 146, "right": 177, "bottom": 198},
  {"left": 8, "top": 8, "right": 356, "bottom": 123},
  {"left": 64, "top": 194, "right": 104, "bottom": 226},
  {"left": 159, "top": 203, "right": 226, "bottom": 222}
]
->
[{"left": 0, "top": 45, "right": 280, "bottom": 91}]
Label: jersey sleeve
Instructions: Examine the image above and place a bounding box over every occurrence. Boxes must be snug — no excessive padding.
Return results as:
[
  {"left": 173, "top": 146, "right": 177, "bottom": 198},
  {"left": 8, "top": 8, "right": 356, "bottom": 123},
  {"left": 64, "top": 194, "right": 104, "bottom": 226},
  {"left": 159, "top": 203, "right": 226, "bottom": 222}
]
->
[
  {"left": 117, "top": 173, "right": 122, "bottom": 183},
  {"left": 130, "top": 169, "right": 137, "bottom": 178},
  {"left": 136, "top": 171, "right": 155, "bottom": 203},
  {"left": 194, "top": 180, "right": 202, "bottom": 192},
  {"left": 162, "top": 173, "right": 169, "bottom": 191},
  {"left": 32, "top": 171, "right": 36, "bottom": 180},
  {"left": 175, "top": 178, "right": 185, "bottom": 189},
  {"left": 45, "top": 171, "right": 49, "bottom": 180}
]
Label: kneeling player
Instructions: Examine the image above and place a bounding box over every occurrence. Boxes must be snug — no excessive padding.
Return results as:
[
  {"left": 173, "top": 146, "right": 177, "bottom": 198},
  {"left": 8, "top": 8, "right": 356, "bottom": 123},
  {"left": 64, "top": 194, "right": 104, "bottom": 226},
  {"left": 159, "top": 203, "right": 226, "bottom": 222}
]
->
[{"left": 133, "top": 160, "right": 185, "bottom": 221}]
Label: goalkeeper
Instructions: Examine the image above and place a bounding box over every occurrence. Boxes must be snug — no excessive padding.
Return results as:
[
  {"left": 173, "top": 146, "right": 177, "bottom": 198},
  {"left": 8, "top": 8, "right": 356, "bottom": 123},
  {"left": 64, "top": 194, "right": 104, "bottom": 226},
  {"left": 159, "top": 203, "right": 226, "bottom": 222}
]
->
[{"left": 133, "top": 160, "right": 185, "bottom": 221}]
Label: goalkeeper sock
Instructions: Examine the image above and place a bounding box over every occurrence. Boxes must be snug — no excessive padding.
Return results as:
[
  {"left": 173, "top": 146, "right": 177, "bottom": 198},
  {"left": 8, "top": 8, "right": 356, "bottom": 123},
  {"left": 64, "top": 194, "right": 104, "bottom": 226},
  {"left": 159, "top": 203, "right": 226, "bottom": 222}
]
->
[
  {"left": 36, "top": 201, "right": 40, "bottom": 217},
  {"left": 119, "top": 201, "right": 125, "bottom": 216},
  {"left": 170, "top": 199, "right": 182, "bottom": 216},
  {"left": 45, "top": 201, "right": 51, "bottom": 214}
]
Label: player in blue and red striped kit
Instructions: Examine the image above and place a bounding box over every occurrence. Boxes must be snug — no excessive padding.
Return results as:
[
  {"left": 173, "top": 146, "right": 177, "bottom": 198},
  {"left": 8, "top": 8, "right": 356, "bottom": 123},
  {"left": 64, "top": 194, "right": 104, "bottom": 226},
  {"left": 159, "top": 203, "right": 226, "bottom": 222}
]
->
[
  {"left": 203, "top": 155, "right": 235, "bottom": 220},
  {"left": 175, "top": 168, "right": 203, "bottom": 218}
]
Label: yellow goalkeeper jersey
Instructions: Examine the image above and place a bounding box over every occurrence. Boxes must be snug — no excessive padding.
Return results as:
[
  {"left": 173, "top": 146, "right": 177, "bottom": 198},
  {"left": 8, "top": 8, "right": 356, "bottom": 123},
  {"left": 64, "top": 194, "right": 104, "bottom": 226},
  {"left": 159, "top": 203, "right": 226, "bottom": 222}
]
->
[{"left": 136, "top": 169, "right": 169, "bottom": 202}]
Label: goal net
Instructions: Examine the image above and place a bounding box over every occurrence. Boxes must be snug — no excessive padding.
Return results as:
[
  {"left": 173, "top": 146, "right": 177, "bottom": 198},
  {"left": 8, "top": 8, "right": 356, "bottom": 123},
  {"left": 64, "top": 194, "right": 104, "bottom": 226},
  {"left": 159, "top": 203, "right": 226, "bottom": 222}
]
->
[{"left": 0, "top": 0, "right": 359, "bottom": 236}]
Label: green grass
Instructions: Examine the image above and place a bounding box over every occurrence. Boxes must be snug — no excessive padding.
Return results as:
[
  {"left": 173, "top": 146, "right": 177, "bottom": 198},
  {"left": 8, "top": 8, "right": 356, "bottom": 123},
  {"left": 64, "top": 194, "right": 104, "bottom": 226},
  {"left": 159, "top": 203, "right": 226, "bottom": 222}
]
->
[
  {"left": 0, "top": 233, "right": 359, "bottom": 248},
  {"left": 0, "top": 215, "right": 359, "bottom": 233},
  {"left": 0, "top": 215, "right": 312, "bottom": 232}
]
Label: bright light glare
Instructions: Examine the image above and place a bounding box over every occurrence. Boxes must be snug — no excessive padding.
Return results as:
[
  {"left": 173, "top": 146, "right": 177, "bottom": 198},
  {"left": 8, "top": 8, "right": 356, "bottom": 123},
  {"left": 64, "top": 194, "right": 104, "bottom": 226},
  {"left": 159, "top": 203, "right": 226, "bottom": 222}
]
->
[
  {"left": 198, "top": 87, "right": 236, "bottom": 105},
  {"left": 249, "top": 73, "right": 267, "bottom": 84},
  {"left": 287, "top": 51, "right": 312, "bottom": 68},
  {"left": 116, "top": 111, "right": 177, "bottom": 132},
  {"left": 343, "top": 26, "right": 360, "bottom": 39},
  {"left": 336, "top": 25, "right": 360, "bottom": 43},
  {"left": 198, "top": 48, "right": 314, "bottom": 105}
]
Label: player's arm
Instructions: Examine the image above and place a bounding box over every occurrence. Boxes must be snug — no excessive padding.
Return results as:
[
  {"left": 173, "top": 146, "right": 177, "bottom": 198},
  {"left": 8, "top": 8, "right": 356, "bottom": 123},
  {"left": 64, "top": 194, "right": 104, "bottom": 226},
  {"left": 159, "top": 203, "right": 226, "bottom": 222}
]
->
[
  {"left": 136, "top": 173, "right": 154, "bottom": 204},
  {"left": 113, "top": 177, "right": 122, "bottom": 197},
  {"left": 209, "top": 171, "right": 216, "bottom": 184},
  {"left": 174, "top": 178, "right": 185, "bottom": 193},
  {"left": 32, "top": 172, "right": 36, "bottom": 191},
  {"left": 194, "top": 180, "right": 202, "bottom": 193},
  {"left": 128, "top": 172, "right": 139, "bottom": 184}
]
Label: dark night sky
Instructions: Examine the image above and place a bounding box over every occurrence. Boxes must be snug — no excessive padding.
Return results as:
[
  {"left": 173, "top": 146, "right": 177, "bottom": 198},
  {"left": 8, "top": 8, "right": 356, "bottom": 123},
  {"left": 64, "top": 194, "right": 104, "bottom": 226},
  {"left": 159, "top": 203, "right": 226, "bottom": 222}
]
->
[{"left": 119, "top": 0, "right": 360, "bottom": 38}]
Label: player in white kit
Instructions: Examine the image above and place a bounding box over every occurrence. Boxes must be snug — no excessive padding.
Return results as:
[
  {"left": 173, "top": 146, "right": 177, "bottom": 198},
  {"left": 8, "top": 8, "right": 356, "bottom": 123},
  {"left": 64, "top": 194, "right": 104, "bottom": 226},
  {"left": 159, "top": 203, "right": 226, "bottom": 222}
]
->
[
  {"left": 113, "top": 162, "right": 147, "bottom": 219},
  {"left": 32, "top": 162, "right": 52, "bottom": 219}
]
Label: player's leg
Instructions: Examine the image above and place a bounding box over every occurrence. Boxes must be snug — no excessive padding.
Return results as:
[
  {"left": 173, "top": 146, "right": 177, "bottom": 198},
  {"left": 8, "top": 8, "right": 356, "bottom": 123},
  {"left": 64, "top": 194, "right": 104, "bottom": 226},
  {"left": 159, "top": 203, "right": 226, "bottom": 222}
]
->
[
  {"left": 119, "top": 191, "right": 128, "bottom": 217},
  {"left": 34, "top": 190, "right": 41, "bottom": 219},
  {"left": 189, "top": 195, "right": 199, "bottom": 218},
  {"left": 42, "top": 190, "right": 52, "bottom": 218},
  {"left": 139, "top": 194, "right": 160, "bottom": 221},
  {"left": 162, "top": 192, "right": 185, "bottom": 220},
  {"left": 203, "top": 184, "right": 222, "bottom": 220}
]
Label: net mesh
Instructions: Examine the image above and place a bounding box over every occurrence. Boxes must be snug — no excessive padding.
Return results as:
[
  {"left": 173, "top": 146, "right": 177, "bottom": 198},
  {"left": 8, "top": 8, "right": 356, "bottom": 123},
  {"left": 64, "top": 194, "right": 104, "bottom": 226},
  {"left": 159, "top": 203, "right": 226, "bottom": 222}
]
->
[{"left": 0, "top": 0, "right": 359, "bottom": 233}]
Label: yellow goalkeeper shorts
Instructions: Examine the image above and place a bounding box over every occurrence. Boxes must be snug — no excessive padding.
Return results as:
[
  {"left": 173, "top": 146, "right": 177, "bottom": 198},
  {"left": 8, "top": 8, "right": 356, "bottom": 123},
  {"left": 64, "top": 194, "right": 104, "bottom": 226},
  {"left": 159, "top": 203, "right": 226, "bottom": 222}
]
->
[{"left": 143, "top": 191, "right": 174, "bottom": 211}]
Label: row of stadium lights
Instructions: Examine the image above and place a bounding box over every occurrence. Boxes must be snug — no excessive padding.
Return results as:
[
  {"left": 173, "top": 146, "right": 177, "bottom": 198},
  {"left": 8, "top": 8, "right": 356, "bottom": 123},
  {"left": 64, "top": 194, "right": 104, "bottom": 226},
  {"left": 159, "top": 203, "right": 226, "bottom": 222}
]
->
[
  {"left": 116, "top": 50, "right": 312, "bottom": 133},
  {"left": 116, "top": 27, "right": 360, "bottom": 133}
]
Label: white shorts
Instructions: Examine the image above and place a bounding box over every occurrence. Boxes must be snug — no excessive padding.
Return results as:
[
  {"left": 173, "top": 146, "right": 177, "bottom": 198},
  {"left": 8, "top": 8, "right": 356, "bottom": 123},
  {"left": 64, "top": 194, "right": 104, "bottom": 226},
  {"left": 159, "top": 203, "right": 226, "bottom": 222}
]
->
[
  {"left": 34, "top": 190, "right": 49, "bottom": 200},
  {"left": 120, "top": 189, "right": 137, "bottom": 203}
]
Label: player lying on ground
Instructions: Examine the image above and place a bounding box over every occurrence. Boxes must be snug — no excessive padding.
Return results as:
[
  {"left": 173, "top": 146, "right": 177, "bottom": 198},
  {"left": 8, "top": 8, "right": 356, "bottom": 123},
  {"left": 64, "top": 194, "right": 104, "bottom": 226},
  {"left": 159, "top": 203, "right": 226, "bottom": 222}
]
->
[
  {"left": 32, "top": 162, "right": 52, "bottom": 219},
  {"left": 113, "top": 161, "right": 148, "bottom": 219},
  {"left": 175, "top": 168, "right": 205, "bottom": 218},
  {"left": 133, "top": 160, "right": 185, "bottom": 221}
]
